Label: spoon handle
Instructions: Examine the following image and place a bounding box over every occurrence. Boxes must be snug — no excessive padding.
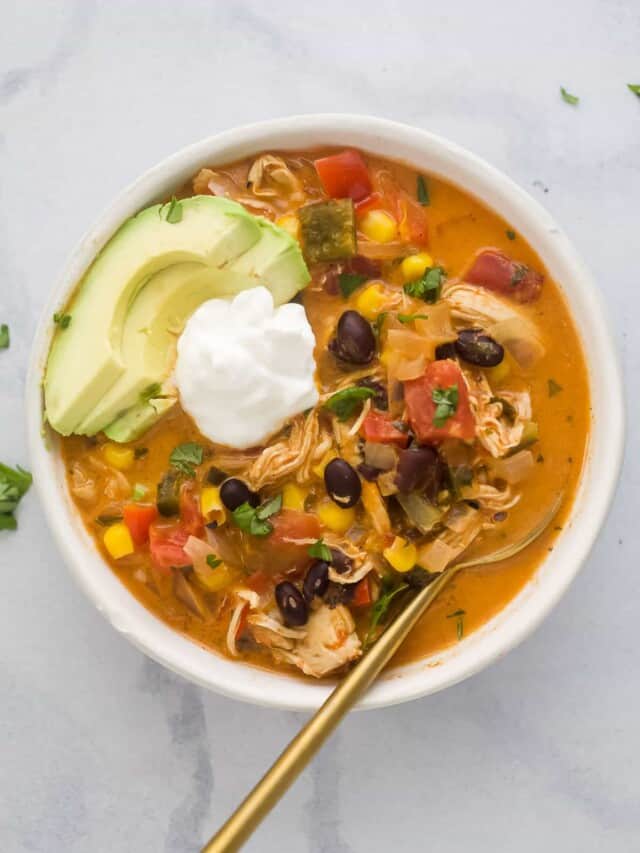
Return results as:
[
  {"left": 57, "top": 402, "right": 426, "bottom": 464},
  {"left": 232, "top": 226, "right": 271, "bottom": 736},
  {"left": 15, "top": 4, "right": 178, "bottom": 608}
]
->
[{"left": 201, "top": 569, "right": 455, "bottom": 853}]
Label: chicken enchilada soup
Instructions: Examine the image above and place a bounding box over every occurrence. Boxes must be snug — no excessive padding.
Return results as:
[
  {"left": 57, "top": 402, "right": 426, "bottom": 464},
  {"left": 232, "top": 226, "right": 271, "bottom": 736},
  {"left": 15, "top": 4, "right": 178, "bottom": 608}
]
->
[{"left": 46, "top": 148, "right": 589, "bottom": 679}]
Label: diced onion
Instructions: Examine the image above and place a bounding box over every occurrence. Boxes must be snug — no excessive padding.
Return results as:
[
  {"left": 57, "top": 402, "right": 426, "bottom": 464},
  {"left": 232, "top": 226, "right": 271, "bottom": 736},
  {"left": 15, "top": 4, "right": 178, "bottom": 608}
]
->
[
  {"left": 364, "top": 441, "right": 396, "bottom": 471},
  {"left": 488, "top": 318, "right": 545, "bottom": 368},
  {"left": 490, "top": 449, "right": 535, "bottom": 484}
]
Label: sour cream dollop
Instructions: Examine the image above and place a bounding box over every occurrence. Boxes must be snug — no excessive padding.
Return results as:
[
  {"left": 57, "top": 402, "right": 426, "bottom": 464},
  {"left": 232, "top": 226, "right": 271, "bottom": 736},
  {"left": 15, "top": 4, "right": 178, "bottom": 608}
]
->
[{"left": 175, "top": 287, "right": 318, "bottom": 449}]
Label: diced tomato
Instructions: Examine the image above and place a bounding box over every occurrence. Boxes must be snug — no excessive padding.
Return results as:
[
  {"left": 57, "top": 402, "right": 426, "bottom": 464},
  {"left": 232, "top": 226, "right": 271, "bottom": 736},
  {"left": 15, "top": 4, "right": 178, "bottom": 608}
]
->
[
  {"left": 465, "top": 249, "right": 543, "bottom": 302},
  {"left": 404, "top": 360, "right": 475, "bottom": 443},
  {"left": 360, "top": 411, "right": 410, "bottom": 448},
  {"left": 351, "top": 576, "right": 372, "bottom": 608},
  {"left": 148, "top": 522, "right": 191, "bottom": 570},
  {"left": 123, "top": 503, "right": 158, "bottom": 547},
  {"left": 256, "top": 510, "right": 322, "bottom": 574},
  {"left": 179, "top": 482, "right": 204, "bottom": 537},
  {"left": 314, "top": 150, "right": 372, "bottom": 202}
]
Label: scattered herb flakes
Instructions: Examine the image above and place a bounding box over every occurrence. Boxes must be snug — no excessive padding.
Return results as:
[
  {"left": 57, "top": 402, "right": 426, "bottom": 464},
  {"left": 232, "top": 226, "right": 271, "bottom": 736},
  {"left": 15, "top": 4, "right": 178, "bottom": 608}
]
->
[
  {"left": 416, "top": 174, "right": 430, "bottom": 206},
  {"left": 560, "top": 86, "right": 580, "bottom": 105},
  {"left": 131, "top": 483, "right": 147, "bottom": 502},
  {"left": 162, "top": 196, "right": 183, "bottom": 224},
  {"left": 505, "top": 229, "right": 516, "bottom": 241},
  {"left": 490, "top": 396, "right": 517, "bottom": 425},
  {"left": 308, "top": 538, "right": 332, "bottom": 562},
  {"left": 404, "top": 266, "right": 445, "bottom": 303},
  {"left": 373, "top": 312, "right": 388, "bottom": 336},
  {"left": 627, "top": 84, "right": 640, "bottom": 97},
  {"left": 397, "top": 313, "right": 430, "bottom": 324},
  {"left": 447, "top": 608, "right": 466, "bottom": 641},
  {"left": 365, "top": 581, "right": 409, "bottom": 647},
  {"left": 536, "top": 453, "right": 545, "bottom": 464},
  {"left": 169, "top": 442, "right": 204, "bottom": 477},
  {"left": 206, "top": 554, "right": 223, "bottom": 569},
  {"left": 140, "top": 382, "right": 162, "bottom": 402},
  {"left": 338, "top": 272, "right": 368, "bottom": 299},
  {"left": 255, "top": 493, "right": 282, "bottom": 521},
  {"left": 547, "top": 378, "right": 563, "bottom": 397},
  {"left": 324, "top": 386, "right": 375, "bottom": 422},
  {"left": 53, "top": 312, "right": 71, "bottom": 329},
  {"left": 134, "top": 447, "right": 149, "bottom": 459},
  {"left": 0, "top": 324, "right": 9, "bottom": 349},
  {"left": 510, "top": 264, "right": 527, "bottom": 287},
  {"left": 432, "top": 384, "right": 459, "bottom": 428},
  {"left": 0, "top": 463, "right": 32, "bottom": 530},
  {"left": 95, "top": 513, "right": 123, "bottom": 526}
]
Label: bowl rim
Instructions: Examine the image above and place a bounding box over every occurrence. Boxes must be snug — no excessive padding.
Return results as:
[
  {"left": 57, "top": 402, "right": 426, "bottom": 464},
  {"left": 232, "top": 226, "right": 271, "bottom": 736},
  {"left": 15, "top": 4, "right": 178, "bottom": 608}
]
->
[{"left": 26, "top": 114, "right": 625, "bottom": 711}]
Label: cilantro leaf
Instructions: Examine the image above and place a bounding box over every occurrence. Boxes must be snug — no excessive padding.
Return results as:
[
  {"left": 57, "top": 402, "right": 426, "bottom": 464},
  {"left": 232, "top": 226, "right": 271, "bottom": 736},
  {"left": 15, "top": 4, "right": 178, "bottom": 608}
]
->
[
  {"left": 232, "top": 495, "right": 282, "bottom": 537},
  {"left": 403, "top": 266, "right": 445, "bottom": 303},
  {"left": 628, "top": 84, "right": 640, "bottom": 97},
  {"left": 432, "top": 384, "right": 459, "bottom": 428},
  {"left": 338, "top": 272, "right": 368, "bottom": 299},
  {"left": 163, "top": 197, "right": 183, "bottom": 224},
  {"left": 324, "top": 386, "right": 375, "bottom": 422},
  {"left": 416, "top": 174, "right": 430, "bottom": 206},
  {"left": 169, "top": 442, "right": 203, "bottom": 477},
  {"left": 447, "top": 608, "right": 466, "bottom": 640},
  {"left": 308, "top": 538, "right": 332, "bottom": 562},
  {"left": 140, "top": 382, "right": 162, "bottom": 402},
  {"left": 397, "top": 313, "right": 429, "bottom": 324},
  {"left": 0, "top": 324, "right": 9, "bottom": 349},
  {"left": 206, "top": 554, "right": 222, "bottom": 569},
  {"left": 560, "top": 86, "right": 579, "bottom": 105},
  {"left": 505, "top": 229, "right": 516, "bottom": 241},
  {"left": 53, "top": 312, "right": 71, "bottom": 329},
  {"left": 0, "top": 462, "right": 32, "bottom": 531},
  {"left": 365, "top": 581, "right": 409, "bottom": 647}
]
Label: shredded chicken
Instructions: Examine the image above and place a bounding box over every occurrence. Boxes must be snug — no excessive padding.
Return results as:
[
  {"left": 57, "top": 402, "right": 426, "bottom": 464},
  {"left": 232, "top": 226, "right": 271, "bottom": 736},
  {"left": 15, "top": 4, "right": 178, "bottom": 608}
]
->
[
  {"left": 328, "top": 559, "right": 374, "bottom": 585},
  {"left": 465, "top": 371, "right": 532, "bottom": 458},
  {"left": 225, "top": 589, "right": 261, "bottom": 657},
  {"left": 246, "top": 411, "right": 328, "bottom": 489},
  {"left": 417, "top": 506, "right": 484, "bottom": 572},
  {"left": 443, "top": 282, "right": 519, "bottom": 327},
  {"left": 466, "top": 483, "right": 521, "bottom": 513},
  {"left": 246, "top": 155, "right": 305, "bottom": 206},
  {"left": 273, "top": 604, "right": 362, "bottom": 678},
  {"left": 246, "top": 613, "right": 307, "bottom": 651}
]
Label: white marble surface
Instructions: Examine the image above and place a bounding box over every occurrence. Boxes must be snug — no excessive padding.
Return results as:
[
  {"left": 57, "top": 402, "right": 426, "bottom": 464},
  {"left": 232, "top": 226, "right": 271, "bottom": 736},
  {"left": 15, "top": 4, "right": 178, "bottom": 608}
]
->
[{"left": 1, "top": 1, "right": 638, "bottom": 850}]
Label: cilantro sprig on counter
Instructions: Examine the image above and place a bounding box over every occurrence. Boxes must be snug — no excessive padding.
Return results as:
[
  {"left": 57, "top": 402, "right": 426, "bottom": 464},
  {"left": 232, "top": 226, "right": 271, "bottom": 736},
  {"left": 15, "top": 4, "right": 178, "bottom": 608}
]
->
[{"left": 0, "top": 463, "right": 32, "bottom": 531}]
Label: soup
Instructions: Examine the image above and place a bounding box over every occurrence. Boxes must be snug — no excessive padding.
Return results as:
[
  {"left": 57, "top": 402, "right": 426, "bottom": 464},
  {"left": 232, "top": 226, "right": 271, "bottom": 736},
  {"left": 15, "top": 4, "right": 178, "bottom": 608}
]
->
[{"left": 48, "top": 147, "right": 589, "bottom": 679}]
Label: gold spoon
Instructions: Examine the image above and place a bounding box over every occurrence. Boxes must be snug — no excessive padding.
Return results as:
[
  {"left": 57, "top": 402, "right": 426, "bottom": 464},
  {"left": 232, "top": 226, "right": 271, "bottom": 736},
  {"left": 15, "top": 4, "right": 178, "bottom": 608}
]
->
[{"left": 202, "top": 493, "right": 563, "bottom": 853}]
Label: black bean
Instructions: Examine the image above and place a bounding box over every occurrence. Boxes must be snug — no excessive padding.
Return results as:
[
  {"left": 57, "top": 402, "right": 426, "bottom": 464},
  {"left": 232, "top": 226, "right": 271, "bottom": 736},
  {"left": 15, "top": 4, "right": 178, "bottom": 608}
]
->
[
  {"left": 329, "top": 310, "right": 376, "bottom": 365},
  {"left": 356, "top": 377, "right": 388, "bottom": 410},
  {"left": 220, "top": 478, "right": 257, "bottom": 511},
  {"left": 395, "top": 446, "right": 445, "bottom": 501},
  {"left": 324, "top": 458, "right": 362, "bottom": 508},
  {"left": 454, "top": 329, "right": 504, "bottom": 367},
  {"left": 275, "top": 581, "right": 308, "bottom": 627},
  {"left": 329, "top": 547, "right": 353, "bottom": 574},
  {"left": 435, "top": 341, "right": 457, "bottom": 360},
  {"left": 303, "top": 560, "right": 330, "bottom": 602},
  {"left": 324, "top": 581, "right": 355, "bottom": 609},
  {"left": 357, "top": 462, "right": 380, "bottom": 482},
  {"left": 207, "top": 466, "right": 228, "bottom": 486}
]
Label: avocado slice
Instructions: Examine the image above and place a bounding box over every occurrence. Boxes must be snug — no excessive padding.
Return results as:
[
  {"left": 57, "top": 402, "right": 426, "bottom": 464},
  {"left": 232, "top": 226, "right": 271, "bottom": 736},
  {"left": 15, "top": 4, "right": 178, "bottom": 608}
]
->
[
  {"left": 44, "top": 196, "right": 262, "bottom": 436},
  {"left": 75, "top": 216, "right": 310, "bottom": 439},
  {"left": 103, "top": 395, "right": 176, "bottom": 443}
]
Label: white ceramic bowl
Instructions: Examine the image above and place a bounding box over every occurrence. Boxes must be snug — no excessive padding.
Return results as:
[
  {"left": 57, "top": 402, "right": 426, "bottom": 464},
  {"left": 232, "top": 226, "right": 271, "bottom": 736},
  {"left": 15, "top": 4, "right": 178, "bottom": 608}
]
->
[{"left": 26, "top": 115, "right": 624, "bottom": 711}]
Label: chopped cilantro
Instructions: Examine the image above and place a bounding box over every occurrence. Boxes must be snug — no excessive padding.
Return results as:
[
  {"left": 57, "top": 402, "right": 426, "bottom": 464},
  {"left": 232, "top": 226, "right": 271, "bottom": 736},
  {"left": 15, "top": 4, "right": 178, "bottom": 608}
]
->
[
  {"left": 403, "top": 266, "right": 445, "bottom": 303},
  {"left": 560, "top": 86, "right": 579, "bottom": 105},
  {"left": 397, "top": 313, "right": 429, "bottom": 324},
  {"left": 324, "top": 386, "right": 375, "bottom": 422},
  {"left": 163, "top": 197, "right": 183, "bottom": 223},
  {"left": 0, "top": 463, "right": 32, "bottom": 531},
  {"left": 416, "top": 174, "right": 430, "bottom": 206},
  {"left": 547, "top": 378, "right": 563, "bottom": 397},
  {"left": 131, "top": 483, "right": 147, "bottom": 502},
  {"left": 628, "top": 84, "right": 640, "bottom": 97},
  {"left": 338, "top": 272, "right": 368, "bottom": 299},
  {"left": 308, "top": 538, "right": 332, "bottom": 562},
  {"left": 447, "top": 608, "right": 466, "bottom": 640},
  {"left": 53, "top": 312, "right": 71, "bottom": 329},
  {"left": 206, "top": 554, "right": 222, "bottom": 569},
  {"left": 169, "top": 442, "right": 203, "bottom": 477},
  {"left": 505, "top": 229, "right": 516, "bottom": 241},
  {"left": 232, "top": 494, "right": 282, "bottom": 537},
  {"left": 365, "top": 581, "right": 409, "bottom": 647},
  {"left": 0, "top": 324, "right": 9, "bottom": 349},
  {"left": 432, "top": 384, "right": 459, "bottom": 427}
]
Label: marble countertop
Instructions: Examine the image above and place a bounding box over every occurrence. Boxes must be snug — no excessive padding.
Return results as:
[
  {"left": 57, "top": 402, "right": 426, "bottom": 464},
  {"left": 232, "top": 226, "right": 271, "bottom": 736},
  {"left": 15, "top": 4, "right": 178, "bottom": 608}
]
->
[{"left": 1, "top": 1, "right": 638, "bottom": 850}]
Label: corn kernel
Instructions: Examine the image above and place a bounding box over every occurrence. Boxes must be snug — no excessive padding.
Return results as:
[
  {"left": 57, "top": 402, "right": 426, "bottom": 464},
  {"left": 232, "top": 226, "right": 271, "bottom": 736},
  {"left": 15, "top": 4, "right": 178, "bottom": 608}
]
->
[
  {"left": 401, "top": 252, "right": 434, "bottom": 282},
  {"left": 200, "top": 486, "right": 226, "bottom": 526},
  {"left": 193, "top": 561, "right": 236, "bottom": 593},
  {"left": 318, "top": 499, "right": 356, "bottom": 534},
  {"left": 312, "top": 451, "right": 337, "bottom": 479},
  {"left": 276, "top": 214, "right": 301, "bottom": 241},
  {"left": 359, "top": 210, "right": 398, "bottom": 244},
  {"left": 102, "top": 443, "right": 135, "bottom": 471},
  {"left": 103, "top": 522, "right": 134, "bottom": 559},
  {"left": 282, "top": 483, "right": 307, "bottom": 512},
  {"left": 355, "top": 283, "right": 389, "bottom": 321},
  {"left": 486, "top": 355, "right": 511, "bottom": 385},
  {"left": 383, "top": 536, "right": 417, "bottom": 573}
]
